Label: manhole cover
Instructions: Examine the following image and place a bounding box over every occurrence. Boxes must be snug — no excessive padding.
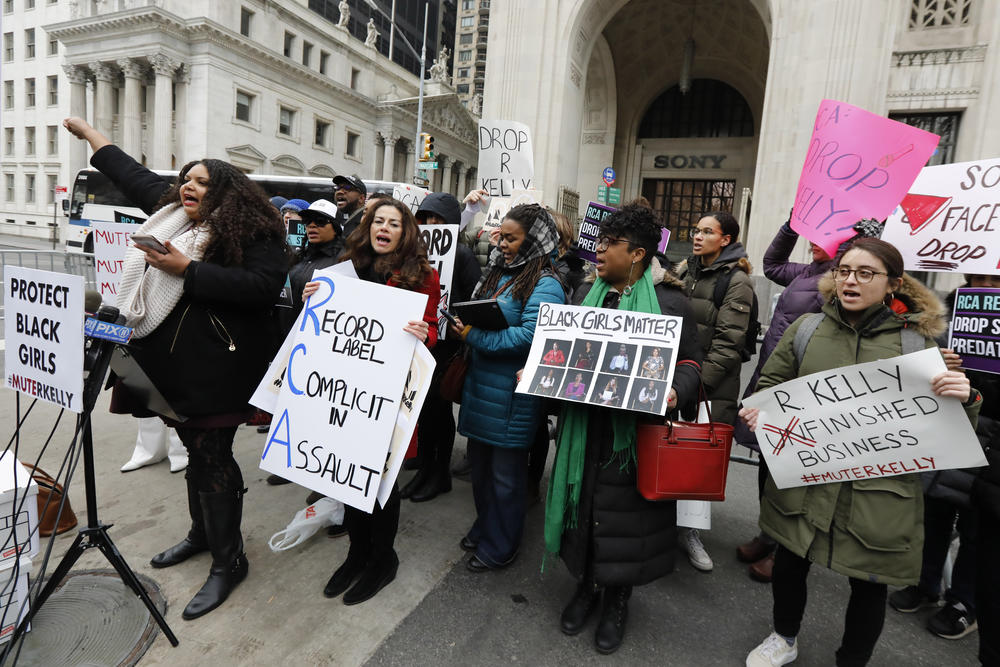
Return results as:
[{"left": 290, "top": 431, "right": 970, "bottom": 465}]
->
[{"left": 9, "top": 569, "right": 167, "bottom": 667}]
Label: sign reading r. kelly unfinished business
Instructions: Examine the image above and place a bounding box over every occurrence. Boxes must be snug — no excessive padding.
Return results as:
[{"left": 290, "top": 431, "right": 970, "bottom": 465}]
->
[
  {"left": 742, "top": 348, "right": 985, "bottom": 489},
  {"left": 258, "top": 271, "right": 425, "bottom": 512},
  {"left": 950, "top": 287, "right": 1000, "bottom": 374},
  {"left": 515, "top": 303, "right": 682, "bottom": 415},
  {"left": 4, "top": 266, "right": 84, "bottom": 412}
]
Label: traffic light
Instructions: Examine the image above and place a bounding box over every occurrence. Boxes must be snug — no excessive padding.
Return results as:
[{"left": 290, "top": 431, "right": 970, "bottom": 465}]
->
[{"left": 420, "top": 132, "right": 435, "bottom": 161}]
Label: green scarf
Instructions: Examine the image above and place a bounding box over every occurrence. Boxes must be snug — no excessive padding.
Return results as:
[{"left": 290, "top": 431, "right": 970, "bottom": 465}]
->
[{"left": 543, "top": 266, "right": 662, "bottom": 559}]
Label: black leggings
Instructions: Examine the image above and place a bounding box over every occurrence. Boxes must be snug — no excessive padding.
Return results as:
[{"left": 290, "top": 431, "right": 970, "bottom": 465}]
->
[
  {"left": 175, "top": 426, "right": 243, "bottom": 493},
  {"left": 772, "top": 545, "right": 887, "bottom": 667}
]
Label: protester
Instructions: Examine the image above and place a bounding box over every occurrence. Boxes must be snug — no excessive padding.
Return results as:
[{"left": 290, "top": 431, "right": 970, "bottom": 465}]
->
[
  {"left": 735, "top": 215, "right": 834, "bottom": 583},
  {"left": 459, "top": 188, "right": 496, "bottom": 267},
  {"left": 450, "top": 203, "right": 565, "bottom": 572},
  {"left": 676, "top": 210, "right": 755, "bottom": 573},
  {"left": 547, "top": 204, "right": 702, "bottom": 654},
  {"left": 333, "top": 174, "right": 367, "bottom": 240},
  {"left": 401, "top": 192, "right": 483, "bottom": 503},
  {"left": 303, "top": 198, "right": 439, "bottom": 605},
  {"left": 279, "top": 198, "right": 310, "bottom": 239},
  {"left": 740, "top": 238, "right": 980, "bottom": 667},
  {"left": 551, "top": 209, "right": 588, "bottom": 295},
  {"left": 121, "top": 417, "right": 187, "bottom": 473},
  {"left": 269, "top": 195, "right": 288, "bottom": 210}
]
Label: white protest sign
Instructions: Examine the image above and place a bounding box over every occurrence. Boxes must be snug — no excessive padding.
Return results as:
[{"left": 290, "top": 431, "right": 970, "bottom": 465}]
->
[
  {"left": 882, "top": 158, "right": 1000, "bottom": 275},
  {"left": 515, "top": 303, "right": 682, "bottom": 415},
  {"left": 4, "top": 266, "right": 84, "bottom": 412},
  {"left": 91, "top": 222, "right": 138, "bottom": 306},
  {"left": 677, "top": 500, "right": 711, "bottom": 530},
  {"left": 393, "top": 184, "right": 431, "bottom": 213},
  {"left": 378, "top": 343, "right": 436, "bottom": 506},
  {"left": 482, "top": 190, "right": 542, "bottom": 235},
  {"left": 742, "top": 348, "right": 985, "bottom": 489},
  {"left": 259, "top": 270, "right": 425, "bottom": 512},
  {"left": 418, "top": 224, "right": 458, "bottom": 340},
  {"left": 478, "top": 120, "right": 534, "bottom": 197}
]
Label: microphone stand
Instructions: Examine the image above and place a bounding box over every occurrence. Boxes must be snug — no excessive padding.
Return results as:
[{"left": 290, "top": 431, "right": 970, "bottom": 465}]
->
[{"left": 3, "top": 306, "right": 179, "bottom": 660}]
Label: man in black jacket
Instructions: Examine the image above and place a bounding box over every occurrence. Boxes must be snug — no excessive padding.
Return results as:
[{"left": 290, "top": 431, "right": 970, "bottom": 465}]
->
[{"left": 333, "top": 174, "right": 367, "bottom": 241}]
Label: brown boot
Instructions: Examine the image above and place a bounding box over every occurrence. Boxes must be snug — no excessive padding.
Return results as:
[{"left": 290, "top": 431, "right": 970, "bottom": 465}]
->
[
  {"left": 737, "top": 535, "right": 773, "bottom": 563},
  {"left": 748, "top": 552, "right": 775, "bottom": 583}
]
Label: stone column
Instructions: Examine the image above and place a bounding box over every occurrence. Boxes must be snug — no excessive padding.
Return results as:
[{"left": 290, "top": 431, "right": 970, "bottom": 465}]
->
[
  {"left": 456, "top": 164, "right": 469, "bottom": 198},
  {"left": 440, "top": 156, "right": 454, "bottom": 195},
  {"left": 173, "top": 64, "right": 190, "bottom": 163},
  {"left": 381, "top": 134, "right": 398, "bottom": 182},
  {"left": 149, "top": 54, "right": 177, "bottom": 169},
  {"left": 89, "top": 61, "right": 116, "bottom": 139},
  {"left": 404, "top": 145, "right": 415, "bottom": 183},
  {"left": 63, "top": 64, "right": 89, "bottom": 176},
  {"left": 116, "top": 58, "right": 143, "bottom": 160}
]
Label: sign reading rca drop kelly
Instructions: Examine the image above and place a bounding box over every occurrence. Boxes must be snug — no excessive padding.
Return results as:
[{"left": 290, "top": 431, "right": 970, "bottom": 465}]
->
[{"left": 258, "top": 271, "right": 425, "bottom": 512}]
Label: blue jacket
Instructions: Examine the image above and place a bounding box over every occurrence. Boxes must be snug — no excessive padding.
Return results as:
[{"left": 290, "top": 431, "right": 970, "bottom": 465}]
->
[{"left": 458, "top": 272, "right": 565, "bottom": 448}]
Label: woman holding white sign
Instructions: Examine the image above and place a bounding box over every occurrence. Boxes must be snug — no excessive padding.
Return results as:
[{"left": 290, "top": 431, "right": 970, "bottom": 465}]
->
[
  {"left": 546, "top": 204, "right": 702, "bottom": 655},
  {"left": 740, "top": 238, "right": 980, "bottom": 667},
  {"left": 303, "top": 198, "right": 440, "bottom": 605}
]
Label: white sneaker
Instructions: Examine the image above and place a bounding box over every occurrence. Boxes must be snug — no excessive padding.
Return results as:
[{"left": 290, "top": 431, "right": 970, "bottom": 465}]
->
[
  {"left": 681, "top": 528, "right": 713, "bottom": 572},
  {"left": 746, "top": 632, "right": 798, "bottom": 667}
]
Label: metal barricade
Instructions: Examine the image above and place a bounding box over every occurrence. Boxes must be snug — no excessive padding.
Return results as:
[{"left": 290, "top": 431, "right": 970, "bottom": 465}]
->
[{"left": 0, "top": 250, "right": 96, "bottom": 322}]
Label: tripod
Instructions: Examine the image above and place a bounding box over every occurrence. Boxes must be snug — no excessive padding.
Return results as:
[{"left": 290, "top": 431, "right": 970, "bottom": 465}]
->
[{"left": 3, "top": 307, "right": 179, "bottom": 658}]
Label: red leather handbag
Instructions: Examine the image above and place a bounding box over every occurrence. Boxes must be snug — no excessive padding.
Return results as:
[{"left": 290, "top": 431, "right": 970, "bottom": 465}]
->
[{"left": 636, "top": 373, "right": 734, "bottom": 502}]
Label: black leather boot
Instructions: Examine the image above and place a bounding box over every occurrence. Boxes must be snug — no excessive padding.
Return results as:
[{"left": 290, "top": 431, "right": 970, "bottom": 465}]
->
[
  {"left": 399, "top": 468, "right": 431, "bottom": 499},
  {"left": 343, "top": 550, "right": 399, "bottom": 605},
  {"left": 323, "top": 547, "right": 368, "bottom": 597},
  {"left": 181, "top": 488, "right": 249, "bottom": 620},
  {"left": 151, "top": 472, "right": 208, "bottom": 568},
  {"left": 560, "top": 577, "right": 599, "bottom": 636},
  {"left": 410, "top": 468, "right": 452, "bottom": 503},
  {"left": 594, "top": 585, "right": 631, "bottom": 654}
]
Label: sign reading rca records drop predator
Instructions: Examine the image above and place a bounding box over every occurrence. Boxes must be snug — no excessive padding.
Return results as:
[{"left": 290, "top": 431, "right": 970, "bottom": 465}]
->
[
  {"left": 950, "top": 287, "right": 1000, "bottom": 374},
  {"left": 4, "top": 266, "right": 84, "bottom": 412},
  {"left": 478, "top": 120, "right": 534, "bottom": 197},
  {"left": 742, "top": 348, "right": 985, "bottom": 489},
  {"left": 258, "top": 271, "right": 425, "bottom": 512}
]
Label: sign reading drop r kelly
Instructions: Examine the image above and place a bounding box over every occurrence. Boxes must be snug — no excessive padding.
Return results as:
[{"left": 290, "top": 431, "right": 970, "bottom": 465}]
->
[{"left": 478, "top": 120, "right": 534, "bottom": 197}]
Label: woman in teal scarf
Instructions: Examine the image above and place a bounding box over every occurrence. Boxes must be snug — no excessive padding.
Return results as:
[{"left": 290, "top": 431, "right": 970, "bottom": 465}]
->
[{"left": 544, "top": 204, "right": 703, "bottom": 654}]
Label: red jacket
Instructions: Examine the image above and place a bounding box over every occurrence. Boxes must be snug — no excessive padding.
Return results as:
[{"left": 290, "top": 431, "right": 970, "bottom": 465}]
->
[{"left": 387, "top": 268, "right": 440, "bottom": 349}]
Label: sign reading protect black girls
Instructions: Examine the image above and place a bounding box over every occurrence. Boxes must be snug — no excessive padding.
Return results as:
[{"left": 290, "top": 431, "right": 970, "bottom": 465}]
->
[{"left": 515, "top": 303, "right": 682, "bottom": 415}]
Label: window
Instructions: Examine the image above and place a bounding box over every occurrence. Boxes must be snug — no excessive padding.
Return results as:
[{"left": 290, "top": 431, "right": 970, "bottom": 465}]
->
[
  {"left": 4, "top": 128, "right": 12, "bottom": 155},
  {"left": 25, "top": 29, "right": 35, "bottom": 58},
  {"left": 461, "top": 16, "right": 474, "bottom": 27},
  {"left": 319, "top": 51, "right": 329, "bottom": 75},
  {"left": 48, "top": 36, "right": 57, "bottom": 56},
  {"left": 459, "top": 33, "right": 473, "bottom": 44},
  {"left": 26, "top": 0, "right": 34, "bottom": 8},
  {"left": 278, "top": 106, "right": 295, "bottom": 136},
  {"left": 240, "top": 7, "right": 253, "bottom": 37},
  {"left": 3, "top": 33, "right": 12, "bottom": 62},
  {"left": 889, "top": 111, "right": 962, "bottom": 165},
  {"left": 47, "top": 75, "right": 57, "bottom": 105},
  {"left": 4, "top": 174, "right": 13, "bottom": 202},
  {"left": 458, "top": 50, "right": 472, "bottom": 62},
  {"left": 25, "top": 174, "right": 35, "bottom": 203},
  {"left": 462, "top": 0, "right": 474, "bottom": 9},
  {"left": 345, "top": 130, "right": 360, "bottom": 158},
  {"left": 639, "top": 79, "right": 754, "bottom": 138},
  {"left": 235, "top": 90, "right": 253, "bottom": 122},
  {"left": 283, "top": 31, "right": 294, "bottom": 58},
  {"left": 25, "top": 127, "right": 35, "bottom": 155},
  {"left": 47, "top": 125, "right": 57, "bottom": 155},
  {"left": 909, "top": 0, "right": 972, "bottom": 29},
  {"left": 47, "top": 175, "right": 57, "bottom": 204},
  {"left": 3, "top": 80, "right": 12, "bottom": 109},
  {"left": 302, "top": 41, "right": 312, "bottom": 67},
  {"left": 314, "top": 119, "right": 329, "bottom": 147},
  {"left": 457, "top": 84, "right": 469, "bottom": 94},
  {"left": 25, "top": 78, "right": 35, "bottom": 108},
  {"left": 458, "top": 68, "right": 469, "bottom": 78},
  {"left": 2, "top": 0, "right": 11, "bottom": 14},
  {"left": 350, "top": 68, "right": 360, "bottom": 90},
  {"left": 642, "top": 178, "right": 736, "bottom": 259}
]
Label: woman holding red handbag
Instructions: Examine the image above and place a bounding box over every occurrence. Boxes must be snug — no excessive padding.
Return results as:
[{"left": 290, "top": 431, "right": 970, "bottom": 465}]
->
[{"left": 544, "top": 204, "right": 702, "bottom": 654}]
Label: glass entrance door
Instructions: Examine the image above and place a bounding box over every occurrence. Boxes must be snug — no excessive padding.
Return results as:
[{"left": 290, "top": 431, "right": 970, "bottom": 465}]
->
[{"left": 641, "top": 178, "right": 736, "bottom": 262}]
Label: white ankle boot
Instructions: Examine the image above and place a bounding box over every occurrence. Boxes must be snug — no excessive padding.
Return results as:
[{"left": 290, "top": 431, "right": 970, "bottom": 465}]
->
[
  {"left": 167, "top": 428, "right": 188, "bottom": 473},
  {"left": 121, "top": 417, "right": 170, "bottom": 472}
]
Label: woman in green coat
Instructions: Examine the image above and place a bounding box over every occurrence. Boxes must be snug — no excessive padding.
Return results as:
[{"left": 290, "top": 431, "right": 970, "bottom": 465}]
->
[{"left": 740, "top": 238, "right": 980, "bottom": 667}]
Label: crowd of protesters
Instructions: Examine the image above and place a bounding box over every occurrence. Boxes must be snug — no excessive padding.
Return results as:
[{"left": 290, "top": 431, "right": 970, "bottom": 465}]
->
[{"left": 62, "top": 114, "right": 999, "bottom": 666}]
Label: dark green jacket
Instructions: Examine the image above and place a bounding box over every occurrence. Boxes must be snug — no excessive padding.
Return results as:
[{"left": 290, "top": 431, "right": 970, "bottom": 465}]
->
[{"left": 756, "top": 274, "right": 981, "bottom": 586}]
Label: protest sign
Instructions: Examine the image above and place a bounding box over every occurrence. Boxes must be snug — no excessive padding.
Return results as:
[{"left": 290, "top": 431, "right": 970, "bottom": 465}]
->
[
  {"left": 742, "top": 348, "right": 985, "bottom": 489},
  {"left": 881, "top": 159, "right": 1000, "bottom": 275},
  {"left": 478, "top": 120, "right": 534, "bottom": 197},
  {"left": 482, "top": 190, "right": 541, "bottom": 236},
  {"left": 790, "top": 99, "right": 939, "bottom": 257},
  {"left": 418, "top": 224, "right": 459, "bottom": 339},
  {"left": 515, "top": 303, "right": 682, "bottom": 415},
  {"left": 949, "top": 287, "right": 1000, "bottom": 374},
  {"left": 4, "top": 266, "right": 84, "bottom": 412},
  {"left": 91, "top": 222, "right": 138, "bottom": 306},
  {"left": 577, "top": 202, "right": 616, "bottom": 263},
  {"left": 393, "top": 184, "right": 431, "bottom": 213},
  {"left": 259, "top": 270, "right": 425, "bottom": 512},
  {"left": 286, "top": 217, "right": 307, "bottom": 250}
]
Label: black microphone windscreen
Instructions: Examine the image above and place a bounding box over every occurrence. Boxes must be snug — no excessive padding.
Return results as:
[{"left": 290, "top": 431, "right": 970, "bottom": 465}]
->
[{"left": 85, "top": 290, "right": 103, "bottom": 315}]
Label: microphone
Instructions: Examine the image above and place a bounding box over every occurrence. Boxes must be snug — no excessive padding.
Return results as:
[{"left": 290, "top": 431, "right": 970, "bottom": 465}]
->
[{"left": 85, "top": 290, "right": 103, "bottom": 316}]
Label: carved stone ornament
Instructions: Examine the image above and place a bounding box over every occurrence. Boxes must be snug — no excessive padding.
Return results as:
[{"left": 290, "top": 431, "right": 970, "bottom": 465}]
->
[
  {"left": 338, "top": 0, "right": 350, "bottom": 28},
  {"left": 365, "top": 19, "right": 379, "bottom": 48},
  {"left": 429, "top": 46, "right": 451, "bottom": 83}
]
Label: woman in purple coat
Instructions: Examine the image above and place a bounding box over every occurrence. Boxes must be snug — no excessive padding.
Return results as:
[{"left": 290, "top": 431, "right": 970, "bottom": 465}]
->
[{"left": 735, "top": 218, "right": 833, "bottom": 582}]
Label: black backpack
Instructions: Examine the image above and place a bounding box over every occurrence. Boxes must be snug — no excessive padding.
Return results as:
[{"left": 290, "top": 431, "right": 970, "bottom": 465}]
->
[{"left": 712, "top": 266, "right": 760, "bottom": 362}]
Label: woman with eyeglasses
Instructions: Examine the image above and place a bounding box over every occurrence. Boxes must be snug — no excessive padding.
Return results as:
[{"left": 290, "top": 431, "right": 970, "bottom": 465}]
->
[{"left": 740, "top": 238, "right": 980, "bottom": 667}]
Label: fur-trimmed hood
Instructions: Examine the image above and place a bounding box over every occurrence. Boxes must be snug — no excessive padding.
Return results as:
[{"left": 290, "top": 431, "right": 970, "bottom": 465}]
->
[
  {"left": 675, "top": 253, "right": 753, "bottom": 280},
  {"left": 818, "top": 272, "right": 947, "bottom": 339}
]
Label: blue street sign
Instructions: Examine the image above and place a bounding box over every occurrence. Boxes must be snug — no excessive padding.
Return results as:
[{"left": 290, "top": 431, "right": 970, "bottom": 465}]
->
[{"left": 602, "top": 167, "right": 616, "bottom": 186}]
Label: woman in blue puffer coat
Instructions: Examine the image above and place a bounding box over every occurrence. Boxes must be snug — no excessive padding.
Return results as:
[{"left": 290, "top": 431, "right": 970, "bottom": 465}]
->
[{"left": 451, "top": 204, "right": 566, "bottom": 571}]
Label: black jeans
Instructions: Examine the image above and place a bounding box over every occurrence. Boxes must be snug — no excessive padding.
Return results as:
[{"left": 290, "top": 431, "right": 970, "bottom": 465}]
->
[
  {"left": 174, "top": 426, "right": 242, "bottom": 493},
  {"left": 772, "top": 545, "right": 887, "bottom": 667},
  {"left": 977, "top": 509, "right": 1000, "bottom": 666},
  {"left": 416, "top": 381, "right": 456, "bottom": 473},
  {"left": 919, "top": 495, "right": 977, "bottom": 612}
]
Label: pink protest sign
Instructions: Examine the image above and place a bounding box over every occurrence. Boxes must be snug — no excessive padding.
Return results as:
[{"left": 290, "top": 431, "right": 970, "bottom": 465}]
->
[{"left": 791, "top": 100, "right": 939, "bottom": 256}]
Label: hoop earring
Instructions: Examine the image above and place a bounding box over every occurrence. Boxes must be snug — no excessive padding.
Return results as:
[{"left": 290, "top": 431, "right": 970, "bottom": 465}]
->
[{"left": 622, "top": 261, "right": 637, "bottom": 297}]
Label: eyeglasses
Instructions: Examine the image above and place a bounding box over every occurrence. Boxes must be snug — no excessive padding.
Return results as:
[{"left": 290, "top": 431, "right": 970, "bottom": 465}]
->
[
  {"left": 832, "top": 267, "right": 887, "bottom": 283},
  {"left": 305, "top": 219, "right": 333, "bottom": 227},
  {"left": 334, "top": 184, "right": 356, "bottom": 192},
  {"left": 596, "top": 237, "right": 634, "bottom": 251}
]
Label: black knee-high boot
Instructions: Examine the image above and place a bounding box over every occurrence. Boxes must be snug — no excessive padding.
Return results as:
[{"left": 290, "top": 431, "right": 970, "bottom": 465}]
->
[
  {"left": 151, "top": 471, "right": 208, "bottom": 568},
  {"left": 181, "top": 487, "right": 249, "bottom": 620}
]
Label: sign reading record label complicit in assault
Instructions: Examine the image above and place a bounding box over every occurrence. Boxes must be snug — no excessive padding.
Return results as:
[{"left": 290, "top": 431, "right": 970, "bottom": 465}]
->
[
  {"left": 4, "top": 266, "right": 84, "bottom": 412},
  {"left": 742, "top": 348, "right": 985, "bottom": 489},
  {"left": 259, "top": 273, "right": 425, "bottom": 512}
]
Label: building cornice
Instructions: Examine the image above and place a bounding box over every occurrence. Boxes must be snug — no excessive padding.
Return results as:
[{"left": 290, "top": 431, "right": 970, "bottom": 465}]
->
[{"left": 892, "top": 45, "right": 987, "bottom": 67}]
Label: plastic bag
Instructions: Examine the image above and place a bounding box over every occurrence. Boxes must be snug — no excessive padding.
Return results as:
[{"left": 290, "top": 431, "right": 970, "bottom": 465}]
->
[{"left": 268, "top": 497, "right": 345, "bottom": 551}]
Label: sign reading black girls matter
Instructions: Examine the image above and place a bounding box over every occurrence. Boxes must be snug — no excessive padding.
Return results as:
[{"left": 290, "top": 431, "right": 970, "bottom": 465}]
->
[{"left": 515, "top": 303, "right": 682, "bottom": 415}]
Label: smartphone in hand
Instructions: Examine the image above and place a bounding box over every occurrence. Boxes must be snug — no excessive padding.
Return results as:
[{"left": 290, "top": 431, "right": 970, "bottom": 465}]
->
[
  {"left": 130, "top": 234, "right": 169, "bottom": 254},
  {"left": 439, "top": 307, "right": 459, "bottom": 328}
]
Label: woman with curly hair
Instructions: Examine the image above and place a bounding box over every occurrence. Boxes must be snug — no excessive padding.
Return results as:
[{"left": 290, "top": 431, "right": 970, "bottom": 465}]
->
[
  {"left": 303, "top": 198, "right": 440, "bottom": 605},
  {"left": 65, "top": 116, "right": 289, "bottom": 621}
]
